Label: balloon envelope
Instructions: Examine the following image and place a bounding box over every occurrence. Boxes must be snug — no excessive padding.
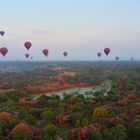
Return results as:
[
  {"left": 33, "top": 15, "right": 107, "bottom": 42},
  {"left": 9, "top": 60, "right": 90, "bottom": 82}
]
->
[
  {"left": 115, "top": 57, "right": 119, "bottom": 61},
  {"left": 24, "top": 41, "right": 32, "bottom": 50},
  {"left": 104, "top": 48, "right": 110, "bottom": 56},
  {"left": 131, "top": 57, "right": 134, "bottom": 61},
  {"left": 0, "top": 31, "right": 5, "bottom": 36},
  {"left": 97, "top": 52, "right": 102, "bottom": 57},
  {"left": 0, "top": 47, "right": 8, "bottom": 56},
  {"left": 63, "top": 51, "right": 68, "bottom": 57},
  {"left": 42, "top": 49, "right": 49, "bottom": 57}
]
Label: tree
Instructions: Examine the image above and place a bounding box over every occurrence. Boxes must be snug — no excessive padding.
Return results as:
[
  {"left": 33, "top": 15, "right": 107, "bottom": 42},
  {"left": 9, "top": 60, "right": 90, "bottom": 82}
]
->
[
  {"left": 41, "top": 133, "right": 53, "bottom": 140},
  {"left": 109, "top": 124, "right": 127, "bottom": 140},
  {"left": 37, "top": 95, "right": 49, "bottom": 107},
  {"left": 44, "top": 124, "right": 57, "bottom": 138},
  {"left": 72, "top": 101, "right": 86, "bottom": 112},
  {"left": 18, "top": 109, "right": 37, "bottom": 124},
  {"left": 58, "top": 102, "right": 65, "bottom": 113},
  {"left": 81, "top": 118, "right": 89, "bottom": 127},
  {"left": 127, "top": 124, "right": 140, "bottom": 140},
  {"left": 41, "top": 109, "right": 55, "bottom": 122},
  {"left": 0, "top": 119, "right": 7, "bottom": 128},
  {"left": 75, "top": 120, "right": 81, "bottom": 128},
  {"left": 63, "top": 93, "right": 73, "bottom": 101},
  {"left": 90, "top": 131, "right": 103, "bottom": 140},
  {"left": 11, "top": 131, "right": 30, "bottom": 140},
  {"left": 0, "top": 127, "right": 3, "bottom": 140},
  {"left": 108, "top": 111, "right": 117, "bottom": 117},
  {"left": 93, "top": 106, "right": 108, "bottom": 118},
  {"left": 48, "top": 100, "right": 59, "bottom": 108},
  {"left": 18, "top": 109, "right": 29, "bottom": 119},
  {"left": 9, "top": 119, "right": 19, "bottom": 129},
  {"left": 24, "top": 114, "right": 37, "bottom": 125},
  {"left": 1, "top": 99, "right": 16, "bottom": 111},
  {"left": 71, "top": 112, "right": 84, "bottom": 125},
  {"left": 30, "top": 108, "right": 40, "bottom": 118}
]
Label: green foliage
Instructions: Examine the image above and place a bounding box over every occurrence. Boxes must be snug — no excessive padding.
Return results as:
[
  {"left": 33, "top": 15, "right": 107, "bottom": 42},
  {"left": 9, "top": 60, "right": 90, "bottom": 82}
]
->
[
  {"left": 127, "top": 124, "right": 140, "bottom": 140},
  {"left": 41, "top": 134, "right": 53, "bottom": 140},
  {"left": 29, "top": 108, "right": 41, "bottom": 118},
  {"left": 108, "top": 111, "right": 117, "bottom": 117},
  {"left": 48, "top": 99, "right": 59, "bottom": 108},
  {"left": 41, "top": 109, "right": 55, "bottom": 122},
  {"left": 63, "top": 93, "right": 73, "bottom": 101},
  {"left": 9, "top": 119, "right": 19, "bottom": 128},
  {"left": 109, "top": 124, "right": 127, "bottom": 140},
  {"left": 71, "top": 112, "right": 84, "bottom": 125},
  {"left": 0, "top": 99, "right": 16, "bottom": 111},
  {"left": 0, "top": 127, "right": 3, "bottom": 140},
  {"left": 90, "top": 131, "right": 103, "bottom": 140},
  {"left": 11, "top": 131, "right": 30, "bottom": 140},
  {"left": 75, "top": 120, "right": 81, "bottom": 128},
  {"left": 18, "top": 109, "right": 29, "bottom": 119},
  {"left": 24, "top": 114, "right": 37, "bottom": 124},
  {"left": 0, "top": 119, "right": 7, "bottom": 128},
  {"left": 6, "top": 90, "right": 27, "bottom": 102},
  {"left": 72, "top": 101, "right": 86, "bottom": 112},
  {"left": 44, "top": 124, "right": 57, "bottom": 137},
  {"left": 37, "top": 95, "right": 49, "bottom": 107},
  {"left": 81, "top": 118, "right": 89, "bottom": 127}
]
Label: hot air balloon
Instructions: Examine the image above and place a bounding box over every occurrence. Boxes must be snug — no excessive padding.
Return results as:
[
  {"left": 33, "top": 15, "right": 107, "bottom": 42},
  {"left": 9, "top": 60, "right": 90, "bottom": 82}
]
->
[
  {"left": 131, "top": 57, "right": 134, "bottom": 61},
  {"left": 0, "top": 47, "right": 8, "bottom": 56},
  {"left": 104, "top": 48, "right": 110, "bottom": 56},
  {"left": 63, "top": 51, "right": 68, "bottom": 57},
  {"left": 115, "top": 57, "right": 119, "bottom": 61},
  {"left": 42, "top": 49, "right": 49, "bottom": 57},
  {"left": 97, "top": 52, "right": 102, "bottom": 58},
  {"left": 0, "top": 31, "right": 5, "bottom": 36},
  {"left": 24, "top": 41, "right": 32, "bottom": 50},
  {"left": 25, "top": 53, "right": 29, "bottom": 58}
]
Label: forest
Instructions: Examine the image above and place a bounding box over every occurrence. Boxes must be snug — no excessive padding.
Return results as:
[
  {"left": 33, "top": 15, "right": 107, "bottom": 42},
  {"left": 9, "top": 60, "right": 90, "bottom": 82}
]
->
[{"left": 0, "top": 61, "right": 140, "bottom": 140}]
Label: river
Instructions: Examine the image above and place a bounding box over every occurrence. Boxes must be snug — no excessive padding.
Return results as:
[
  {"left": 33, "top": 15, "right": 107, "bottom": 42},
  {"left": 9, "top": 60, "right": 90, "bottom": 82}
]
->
[{"left": 33, "top": 80, "right": 112, "bottom": 100}]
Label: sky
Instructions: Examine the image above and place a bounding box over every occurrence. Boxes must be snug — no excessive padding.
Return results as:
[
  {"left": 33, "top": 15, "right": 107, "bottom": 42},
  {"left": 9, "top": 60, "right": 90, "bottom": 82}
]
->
[{"left": 0, "top": 0, "right": 140, "bottom": 60}]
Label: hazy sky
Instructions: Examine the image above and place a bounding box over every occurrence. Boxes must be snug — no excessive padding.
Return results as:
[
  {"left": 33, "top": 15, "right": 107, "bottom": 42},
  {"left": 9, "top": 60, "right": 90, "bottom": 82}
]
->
[{"left": 0, "top": 0, "right": 140, "bottom": 60}]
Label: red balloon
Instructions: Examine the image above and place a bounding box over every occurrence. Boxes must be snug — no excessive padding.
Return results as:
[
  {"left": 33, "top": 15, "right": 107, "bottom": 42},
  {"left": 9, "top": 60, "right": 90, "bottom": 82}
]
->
[
  {"left": 104, "top": 48, "right": 110, "bottom": 56},
  {"left": 42, "top": 49, "right": 49, "bottom": 57},
  {"left": 0, "top": 47, "right": 8, "bottom": 56},
  {"left": 24, "top": 41, "right": 32, "bottom": 50},
  {"left": 97, "top": 52, "right": 101, "bottom": 57},
  {"left": 63, "top": 51, "right": 68, "bottom": 57},
  {"left": 25, "top": 53, "right": 29, "bottom": 58}
]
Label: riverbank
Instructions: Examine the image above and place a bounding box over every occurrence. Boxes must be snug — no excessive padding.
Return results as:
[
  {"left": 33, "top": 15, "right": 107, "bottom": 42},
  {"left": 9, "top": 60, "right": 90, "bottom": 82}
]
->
[{"left": 33, "top": 80, "right": 111, "bottom": 99}]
